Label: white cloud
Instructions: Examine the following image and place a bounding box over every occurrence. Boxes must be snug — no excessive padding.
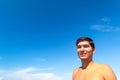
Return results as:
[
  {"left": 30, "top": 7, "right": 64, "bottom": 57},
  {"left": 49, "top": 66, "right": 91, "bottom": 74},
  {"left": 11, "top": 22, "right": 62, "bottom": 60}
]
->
[
  {"left": 101, "top": 18, "right": 111, "bottom": 22},
  {"left": 63, "top": 72, "right": 72, "bottom": 76},
  {"left": 39, "top": 68, "right": 54, "bottom": 71},
  {"left": 91, "top": 18, "right": 120, "bottom": 32},
  {"left": 33, "top": 58, "right": 46, "bottom": 62},
  {"left": 0, "top": 67, "right": 119, "bottom": 80},
  {"left": 0, "top": 69, "right": 5, "bottom": 74},
  {"left": 91, "top": 25, "right": 120, "bottom": 32},
  {"left": 30, "top": 73, "right": 63, "bottom": 80},
  {"left": 0, "top": 77, "right": 3, "bottom": 80},
  {"left": 114, "top": 68, "right": 120, "bottom": 80},
  {"left": 0, "top": 67, "right": 65, "bottom": 80}
]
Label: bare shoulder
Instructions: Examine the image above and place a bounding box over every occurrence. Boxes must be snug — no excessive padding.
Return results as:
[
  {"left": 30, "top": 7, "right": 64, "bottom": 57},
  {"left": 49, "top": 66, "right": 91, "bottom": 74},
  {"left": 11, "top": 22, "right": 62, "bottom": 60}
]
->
[
  {"left": 95, "top": 63, "right": 117, "bottom": 80},
  {"left": 73, "top": 67, "right": 79, "bottom": 75},
  {"left": 97, "top": 64, "right": 114, "bottom": 73},
  {"left": 72, "top": 68, "right": 80, "bottom": 80},
  {"left": 95, "top": 63, "right": 111, "bottom": 69},
  {"left": 94, "top": 63, "right": 113, "bottom": 70}
]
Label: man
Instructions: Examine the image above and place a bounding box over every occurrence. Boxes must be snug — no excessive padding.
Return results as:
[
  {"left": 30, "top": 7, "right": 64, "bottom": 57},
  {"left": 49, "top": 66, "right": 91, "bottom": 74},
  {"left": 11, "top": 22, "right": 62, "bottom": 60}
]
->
[{"left": 72, "top": 37, "right": 117, "bottom": 80}]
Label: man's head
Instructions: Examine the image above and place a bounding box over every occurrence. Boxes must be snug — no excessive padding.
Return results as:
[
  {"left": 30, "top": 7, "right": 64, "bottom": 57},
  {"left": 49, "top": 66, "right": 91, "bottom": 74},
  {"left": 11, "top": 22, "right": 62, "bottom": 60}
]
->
[
  {"left": 76, "top": 37, "right": 95, "bottom": 60},
  {"left": 76, "top": 37, "right": 95, "bottom": 50}
]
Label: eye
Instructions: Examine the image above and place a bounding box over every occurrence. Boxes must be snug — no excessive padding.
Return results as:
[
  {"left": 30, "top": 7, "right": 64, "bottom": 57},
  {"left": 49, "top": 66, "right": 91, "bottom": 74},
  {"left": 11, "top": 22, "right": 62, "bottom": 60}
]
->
[
  {"left": 77, "top": 45, "right": 81, "bottom": 48},
  {"left": 83, "top": 45, "right": 89, "bottom": 48}
]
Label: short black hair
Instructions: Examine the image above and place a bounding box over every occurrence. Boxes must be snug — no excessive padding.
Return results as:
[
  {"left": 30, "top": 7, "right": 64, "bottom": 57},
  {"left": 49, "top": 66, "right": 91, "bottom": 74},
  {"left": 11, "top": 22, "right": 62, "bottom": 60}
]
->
[{"left": 76, "top": 36, "right": 95, "bottom": 49}]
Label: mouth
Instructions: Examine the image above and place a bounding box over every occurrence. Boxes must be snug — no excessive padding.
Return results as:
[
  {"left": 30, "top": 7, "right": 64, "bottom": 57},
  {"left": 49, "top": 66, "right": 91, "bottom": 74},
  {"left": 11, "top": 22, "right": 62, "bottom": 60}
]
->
[
  {"left": 78, "top": 52, "right": 88, "bottom": 59},
  {"left": 80, "top": 52, "right": 86, "bottom": 54},
  {"left": 78, "top": 52, "right": 87, "bottom": 57}
]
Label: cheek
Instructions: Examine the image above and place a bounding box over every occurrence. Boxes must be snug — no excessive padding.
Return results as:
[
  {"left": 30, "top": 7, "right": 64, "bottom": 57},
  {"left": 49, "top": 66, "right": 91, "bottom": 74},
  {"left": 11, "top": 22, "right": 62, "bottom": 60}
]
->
[
  {"left": 77, "top": 49, "right": 81, "bottom": 55},
  {"left": 77, "top": 49, "right": 80, "bottom": 52},
  {"left": 88, "top": 50, "right": 93, "bottom": 53},
  {"left": 88, "top": 50, "right": 94, "bottom": 55},
  {"left": 87, "top": 48, "right": 93, "bottom": 51}
]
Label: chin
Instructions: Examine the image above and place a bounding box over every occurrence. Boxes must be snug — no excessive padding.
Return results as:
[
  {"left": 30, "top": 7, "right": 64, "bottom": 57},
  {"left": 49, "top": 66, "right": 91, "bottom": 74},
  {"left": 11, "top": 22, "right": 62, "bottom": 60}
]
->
[{"left": 80, "top": 57, "right": 88, "bottom": 60}]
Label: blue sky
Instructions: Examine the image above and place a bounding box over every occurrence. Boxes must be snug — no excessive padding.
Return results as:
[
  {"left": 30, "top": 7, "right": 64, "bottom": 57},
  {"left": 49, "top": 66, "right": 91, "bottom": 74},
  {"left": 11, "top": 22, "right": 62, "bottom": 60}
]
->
[{"left": 0, "top": 0, "right": 120, "bottom": 80}]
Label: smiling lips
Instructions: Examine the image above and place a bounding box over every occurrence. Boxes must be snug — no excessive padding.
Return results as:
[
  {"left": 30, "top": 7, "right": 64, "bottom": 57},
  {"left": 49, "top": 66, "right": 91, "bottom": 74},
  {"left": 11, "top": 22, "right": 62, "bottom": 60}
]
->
[{"left": 79, "top": 52, "right": 87, "bottom": 56}]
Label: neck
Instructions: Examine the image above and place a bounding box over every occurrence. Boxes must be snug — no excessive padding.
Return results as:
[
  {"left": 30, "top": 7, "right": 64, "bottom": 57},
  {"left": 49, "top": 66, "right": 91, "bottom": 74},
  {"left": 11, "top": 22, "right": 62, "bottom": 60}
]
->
[{"left": 81, "top": 58, "right": 94, "bottom": 69}]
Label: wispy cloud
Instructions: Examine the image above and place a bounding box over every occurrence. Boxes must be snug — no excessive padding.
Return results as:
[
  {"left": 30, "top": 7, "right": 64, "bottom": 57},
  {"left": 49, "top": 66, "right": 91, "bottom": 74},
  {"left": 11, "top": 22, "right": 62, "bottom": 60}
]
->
[
  {"left": 63, "top": 72, "right": 72, "bottom": 76},
  {"left": 39, "top": 68, "right": 54, "bottom": 71},
  {"left": 33, "top": 58, "right": 46, "bottom": 62},
  {"left": 91, "top": 18, "right": 120, "bottom": 32},
  {"left": 0, "top": 77, "right": 4, "bottom": 80},
  {"left": 0, "top": 67, "right": 69, "bottom": 80},
  {"left": 101, "top": 18, "right": 111, "bottom": 22},
  {"left": 91, "top": 25, "right": 120, "bottom": 32},
  {"left": 114, "top": 67, "right": 120, "bottom": 80}
]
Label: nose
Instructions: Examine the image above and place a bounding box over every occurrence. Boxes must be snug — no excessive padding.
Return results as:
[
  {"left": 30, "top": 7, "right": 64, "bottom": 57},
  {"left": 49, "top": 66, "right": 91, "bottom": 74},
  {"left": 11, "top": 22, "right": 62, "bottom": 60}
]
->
[{"left": 80, "top": 46, "right": 85, "bottom": 51}]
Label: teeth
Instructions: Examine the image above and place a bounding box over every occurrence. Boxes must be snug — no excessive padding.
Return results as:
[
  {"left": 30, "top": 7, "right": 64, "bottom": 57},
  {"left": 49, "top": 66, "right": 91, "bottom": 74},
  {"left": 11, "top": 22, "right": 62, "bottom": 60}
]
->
[
  {"left": 81, "top": 53, "right": 85, "bottom": 54},
  {"left": 80, "top": 53, "right": 86, "bottom": 55}
]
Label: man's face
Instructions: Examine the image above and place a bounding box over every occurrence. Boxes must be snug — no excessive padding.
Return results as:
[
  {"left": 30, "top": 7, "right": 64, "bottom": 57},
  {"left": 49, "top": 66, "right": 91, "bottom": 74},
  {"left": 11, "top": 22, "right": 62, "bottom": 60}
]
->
[{"left": 77, "top": 41, "right": 95, "bottom": 60}]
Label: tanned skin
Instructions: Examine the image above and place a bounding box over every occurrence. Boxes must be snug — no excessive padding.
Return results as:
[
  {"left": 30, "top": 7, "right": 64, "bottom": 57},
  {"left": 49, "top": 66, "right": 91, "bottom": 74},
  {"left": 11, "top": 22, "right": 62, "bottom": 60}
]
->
[{"left": 72, "top": 40, "right": 117, "bottom": 80}]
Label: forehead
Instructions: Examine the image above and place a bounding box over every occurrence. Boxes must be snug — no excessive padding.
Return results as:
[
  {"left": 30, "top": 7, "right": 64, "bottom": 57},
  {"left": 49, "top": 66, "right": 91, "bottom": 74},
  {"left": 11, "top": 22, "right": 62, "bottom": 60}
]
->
[{"left": 77, "top": 41, "right": 90, "bottom": 46}]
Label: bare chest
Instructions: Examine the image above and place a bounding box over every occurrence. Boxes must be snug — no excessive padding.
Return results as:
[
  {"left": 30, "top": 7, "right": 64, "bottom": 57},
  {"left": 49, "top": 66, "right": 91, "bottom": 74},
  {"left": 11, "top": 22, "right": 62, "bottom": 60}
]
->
[{"left": 74, "top": 69, "right": 104, "bottom": 80}]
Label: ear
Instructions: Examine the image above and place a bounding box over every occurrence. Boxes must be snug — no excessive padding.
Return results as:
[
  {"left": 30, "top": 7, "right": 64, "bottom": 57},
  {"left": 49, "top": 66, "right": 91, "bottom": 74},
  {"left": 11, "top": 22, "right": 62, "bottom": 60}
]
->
[{"left": 92, "top": 48, "right": 96, "bottom": 54}]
